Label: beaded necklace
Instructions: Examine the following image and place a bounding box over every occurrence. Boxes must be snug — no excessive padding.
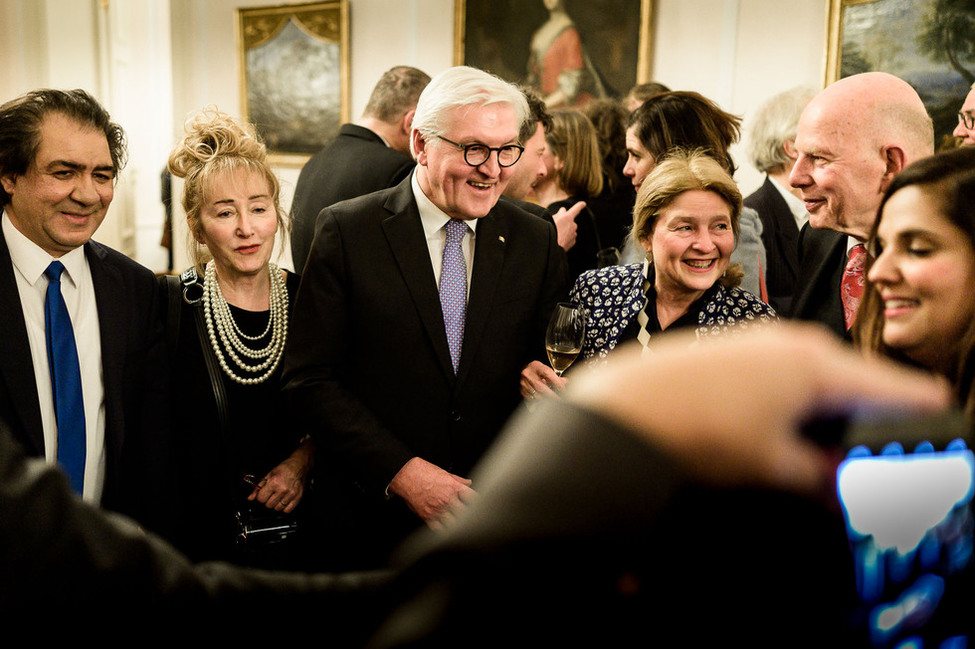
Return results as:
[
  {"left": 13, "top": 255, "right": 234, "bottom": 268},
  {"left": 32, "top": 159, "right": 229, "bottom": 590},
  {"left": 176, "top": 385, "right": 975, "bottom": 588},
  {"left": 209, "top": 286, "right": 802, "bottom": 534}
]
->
[{"left": 202, "top": 260, "right": 288, "bottom": 385}]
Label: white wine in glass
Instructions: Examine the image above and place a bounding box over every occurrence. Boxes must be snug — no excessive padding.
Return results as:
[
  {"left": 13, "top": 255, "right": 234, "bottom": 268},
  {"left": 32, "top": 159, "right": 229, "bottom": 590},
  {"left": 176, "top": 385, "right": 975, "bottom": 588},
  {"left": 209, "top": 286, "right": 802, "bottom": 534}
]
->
[{"left": 545, "top": 303, "right": 585, "bottom": 377}]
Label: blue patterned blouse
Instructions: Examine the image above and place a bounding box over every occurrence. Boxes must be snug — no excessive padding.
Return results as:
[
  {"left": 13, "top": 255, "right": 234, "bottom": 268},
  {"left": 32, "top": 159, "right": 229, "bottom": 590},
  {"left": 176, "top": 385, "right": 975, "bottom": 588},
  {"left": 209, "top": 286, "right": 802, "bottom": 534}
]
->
[{"left": 568, "top": 262, "right": 777, "bottom": 362}]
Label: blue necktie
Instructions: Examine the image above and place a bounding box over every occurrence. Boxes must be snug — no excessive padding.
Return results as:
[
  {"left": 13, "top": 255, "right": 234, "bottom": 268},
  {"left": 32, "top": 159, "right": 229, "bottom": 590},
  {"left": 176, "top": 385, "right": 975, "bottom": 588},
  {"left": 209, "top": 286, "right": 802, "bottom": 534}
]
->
[
  {"left": 44, "top": 261, "right": 86, "bottom": 494},
  {"left": 440, "top": 219, "right": 469, "bottom": 374}
]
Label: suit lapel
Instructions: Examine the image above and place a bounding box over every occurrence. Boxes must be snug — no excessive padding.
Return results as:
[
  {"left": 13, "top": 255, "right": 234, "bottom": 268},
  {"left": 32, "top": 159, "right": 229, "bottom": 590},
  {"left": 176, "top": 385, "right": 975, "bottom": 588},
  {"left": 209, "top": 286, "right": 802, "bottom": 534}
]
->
[
  {"left": 86, "top": 241, "right": 124, "bottom": 459},
  {"left": 765, "top": 182, "right": 801, "bottom": 277},
  {"left": 457, "top": 209, "right": 507, "bottom": 384},
  {"left": 381, "top": 184, "right": 456, "bottom": 380},
  {"left": 0, "top": 228, "right": 45, "bottom": 453}
]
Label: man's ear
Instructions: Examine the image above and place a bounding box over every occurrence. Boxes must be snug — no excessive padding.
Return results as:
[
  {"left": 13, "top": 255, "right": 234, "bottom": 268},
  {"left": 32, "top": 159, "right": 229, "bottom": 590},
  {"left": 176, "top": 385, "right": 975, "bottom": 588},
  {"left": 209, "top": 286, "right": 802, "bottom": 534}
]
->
[
  {"left": 0, "top": 173, "right": 16, "bottom": 196},
  {"left": 879, "top": 145, "right": 908, "bottom": 192},
  {"left": 400, "top": 109, "right": 416, "bottom": 136},
  {"left": 411, "top": 129, "right": 428, "bottom": 165},
  {"left": 782, "top": 139, "right": 798, "bottom": 160}
]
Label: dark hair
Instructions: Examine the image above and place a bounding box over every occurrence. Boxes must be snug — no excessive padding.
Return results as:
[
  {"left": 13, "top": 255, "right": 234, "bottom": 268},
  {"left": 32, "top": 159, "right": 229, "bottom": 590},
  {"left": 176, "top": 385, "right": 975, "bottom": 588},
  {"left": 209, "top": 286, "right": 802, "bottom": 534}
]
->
[
  {"left": 625, "top": 81, "right": 671, "bottom": 108},
  {"left": 0, "top": 88, "right": 126, "bottom": 206},
  {"left": 582, "top": 98, "right": 629, "bottom": 194},
  {"left": 518, "top": 85, "right": 553, "bottom": 144},
  {"left": 855, "top": 146, "right": 975, "bottom": 417},
  {"left": 626, "top": 91, "right": 741, "bottom": 176},
  {"left": 362, "top": 66, "right": 431, "bottom": 123}
]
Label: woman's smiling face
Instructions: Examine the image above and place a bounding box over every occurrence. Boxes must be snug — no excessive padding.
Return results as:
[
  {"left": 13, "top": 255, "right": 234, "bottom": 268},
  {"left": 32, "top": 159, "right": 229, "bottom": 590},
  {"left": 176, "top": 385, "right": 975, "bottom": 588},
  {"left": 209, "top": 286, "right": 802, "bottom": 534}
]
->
[
  {"left": 644, "top": 189, "right": 735, "bottom": 301},
  {"left": 867, "top": 184, "right": 975, "bottom": 373}
]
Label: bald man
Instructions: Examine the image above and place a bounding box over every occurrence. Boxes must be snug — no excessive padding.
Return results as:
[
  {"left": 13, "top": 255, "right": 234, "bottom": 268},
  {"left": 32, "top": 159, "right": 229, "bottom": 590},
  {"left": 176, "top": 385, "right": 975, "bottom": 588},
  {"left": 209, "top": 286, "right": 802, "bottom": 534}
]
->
[{"left": 788, "top": 72, "right": 934, "bottom": 338}]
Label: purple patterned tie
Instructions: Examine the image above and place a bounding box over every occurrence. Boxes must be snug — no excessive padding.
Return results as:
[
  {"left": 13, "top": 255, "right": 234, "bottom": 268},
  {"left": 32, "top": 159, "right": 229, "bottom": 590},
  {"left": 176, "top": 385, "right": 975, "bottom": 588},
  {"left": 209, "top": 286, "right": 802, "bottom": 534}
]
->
[{"left": 440, "top": 219, "right": 469, "bottom": 373}]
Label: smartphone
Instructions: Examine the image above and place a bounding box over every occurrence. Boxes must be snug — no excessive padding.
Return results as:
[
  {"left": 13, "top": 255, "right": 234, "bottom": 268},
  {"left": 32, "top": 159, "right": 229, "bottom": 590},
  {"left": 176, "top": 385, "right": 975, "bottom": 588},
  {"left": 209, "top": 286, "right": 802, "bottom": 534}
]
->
[{"left": 833, "top": 410, "right": 974, "bottom": 648}]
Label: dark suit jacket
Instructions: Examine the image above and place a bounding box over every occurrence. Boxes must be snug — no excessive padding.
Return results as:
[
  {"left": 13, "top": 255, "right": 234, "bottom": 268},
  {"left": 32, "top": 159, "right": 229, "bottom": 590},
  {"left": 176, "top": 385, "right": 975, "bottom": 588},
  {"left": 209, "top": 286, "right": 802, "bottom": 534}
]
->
[
  {"left": 789, "top": 224, "right": 850, "bottom": 339},
  {"left": 289, "top": 124, "right": 416, "bottom": 272},
  {"left": 744, "top": 177, "right": 801, "bottom": 313},
  {"left": 0, "top": 228, "right": 171, "bottom": 533},
  {"left": 282, "top": 177, "right": 568, "bottom": 570}
]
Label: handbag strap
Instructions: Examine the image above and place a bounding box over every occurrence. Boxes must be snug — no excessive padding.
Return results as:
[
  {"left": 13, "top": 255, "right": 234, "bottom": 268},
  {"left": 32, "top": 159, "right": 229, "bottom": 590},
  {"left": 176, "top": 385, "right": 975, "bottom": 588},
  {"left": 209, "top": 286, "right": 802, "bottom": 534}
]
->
[{"left": 178, "top": 267, "right": 232, "bottom": 440}]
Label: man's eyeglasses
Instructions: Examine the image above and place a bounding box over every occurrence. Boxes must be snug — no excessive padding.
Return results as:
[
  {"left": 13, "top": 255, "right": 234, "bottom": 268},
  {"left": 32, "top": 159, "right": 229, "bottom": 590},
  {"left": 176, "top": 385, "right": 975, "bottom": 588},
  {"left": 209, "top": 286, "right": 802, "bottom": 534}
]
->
[
  {"left": 436, "top": 136, "right": 524, "bottom": 168},
  {"left": 958, "top": 111, "right": 975, "bottom": 130}
]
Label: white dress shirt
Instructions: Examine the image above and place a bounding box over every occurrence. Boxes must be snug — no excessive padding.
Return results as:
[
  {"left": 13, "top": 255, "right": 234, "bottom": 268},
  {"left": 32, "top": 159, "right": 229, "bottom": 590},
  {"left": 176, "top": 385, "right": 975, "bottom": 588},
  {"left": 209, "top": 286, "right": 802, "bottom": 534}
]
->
[
  {"left": 768, "top": 175, "right": 810, "bottom": 231},
  {"left": 2, "top": 212, "right": 106, "bottom": 503},
  {"left": 412, "top": 170, "right": 477, "bottom": 293}
]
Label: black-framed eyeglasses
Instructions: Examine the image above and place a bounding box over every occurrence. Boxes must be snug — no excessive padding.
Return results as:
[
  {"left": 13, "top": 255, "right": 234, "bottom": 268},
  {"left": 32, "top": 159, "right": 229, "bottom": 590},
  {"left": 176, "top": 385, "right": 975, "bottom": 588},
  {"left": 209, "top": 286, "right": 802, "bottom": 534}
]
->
[
  {"left": 436, "top": 136, "right": 524, "bottom": 168},
  {"left": 959, "top": 111, "right": 975, "bottom": 129}
]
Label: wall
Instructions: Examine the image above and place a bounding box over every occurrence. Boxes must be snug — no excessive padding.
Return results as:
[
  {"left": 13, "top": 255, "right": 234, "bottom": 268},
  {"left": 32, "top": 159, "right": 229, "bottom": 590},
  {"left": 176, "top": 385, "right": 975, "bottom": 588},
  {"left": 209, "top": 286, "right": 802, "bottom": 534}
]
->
[{"left": 0, "top": 0, "right": 829, "bottom": 272}]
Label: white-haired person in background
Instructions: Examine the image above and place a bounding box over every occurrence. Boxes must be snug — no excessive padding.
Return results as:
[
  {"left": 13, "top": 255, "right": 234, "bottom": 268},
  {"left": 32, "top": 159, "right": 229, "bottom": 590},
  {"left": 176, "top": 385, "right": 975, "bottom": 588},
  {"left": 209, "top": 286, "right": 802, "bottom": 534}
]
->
[{"left": 743, "top": 85, "right": 817, "bottom": 313}]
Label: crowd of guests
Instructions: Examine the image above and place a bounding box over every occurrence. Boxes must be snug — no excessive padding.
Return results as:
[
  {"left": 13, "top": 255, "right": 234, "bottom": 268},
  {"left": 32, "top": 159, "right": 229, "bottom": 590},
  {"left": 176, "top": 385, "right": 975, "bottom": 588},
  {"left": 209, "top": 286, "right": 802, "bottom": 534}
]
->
[{"left": 2, "top": 62, "right": 975, "bottom": 643}]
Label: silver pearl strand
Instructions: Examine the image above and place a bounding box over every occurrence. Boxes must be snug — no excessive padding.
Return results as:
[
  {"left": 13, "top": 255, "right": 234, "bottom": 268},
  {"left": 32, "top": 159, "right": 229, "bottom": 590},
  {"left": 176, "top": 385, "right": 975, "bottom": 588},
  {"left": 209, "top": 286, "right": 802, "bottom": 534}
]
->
[{"left": 202, "top": 261, "right": 288, "bottom": 385}]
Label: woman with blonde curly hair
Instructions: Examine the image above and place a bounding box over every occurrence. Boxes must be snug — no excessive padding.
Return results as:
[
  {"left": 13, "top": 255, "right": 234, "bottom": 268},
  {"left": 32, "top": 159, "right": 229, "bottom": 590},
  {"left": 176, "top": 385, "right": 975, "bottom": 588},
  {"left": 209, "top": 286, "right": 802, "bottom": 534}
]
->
[{"left": 162, "top": 108, "right": 313, "bottom": 568}]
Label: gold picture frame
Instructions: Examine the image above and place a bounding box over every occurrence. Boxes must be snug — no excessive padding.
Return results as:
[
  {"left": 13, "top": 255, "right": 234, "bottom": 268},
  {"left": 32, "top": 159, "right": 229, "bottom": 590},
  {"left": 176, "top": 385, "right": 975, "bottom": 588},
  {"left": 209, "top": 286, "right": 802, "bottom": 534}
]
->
[
  {"left": 825, "top": 0, "right": 974, "bottom": 149},
  {"left": 454, "top": 0, "right": 653, "bottom": 108},
  {"left": 237, "top": 1, "right": 349, "bottom": 165}
]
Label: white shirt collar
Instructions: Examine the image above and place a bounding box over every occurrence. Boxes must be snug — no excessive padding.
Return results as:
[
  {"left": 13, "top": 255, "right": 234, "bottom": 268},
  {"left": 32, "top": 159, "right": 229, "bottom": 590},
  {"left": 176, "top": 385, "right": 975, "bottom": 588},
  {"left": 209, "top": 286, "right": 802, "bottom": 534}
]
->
[
  {"left": 767, "top": 175, "right": 809, "bottom": 228},
  {"left": 411, "top": 169, "right": 479, "bottom": 238},
  {"left": 2, "top": 210, "right": 88, "bottom": 288}
]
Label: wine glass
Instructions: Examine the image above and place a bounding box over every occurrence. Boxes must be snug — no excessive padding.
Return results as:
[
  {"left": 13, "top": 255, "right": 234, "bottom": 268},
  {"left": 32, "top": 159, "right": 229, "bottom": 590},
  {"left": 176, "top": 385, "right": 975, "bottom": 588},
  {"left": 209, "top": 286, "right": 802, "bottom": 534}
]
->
[{"left": 545, "top": 302, "right": 586, "bottom": 377}]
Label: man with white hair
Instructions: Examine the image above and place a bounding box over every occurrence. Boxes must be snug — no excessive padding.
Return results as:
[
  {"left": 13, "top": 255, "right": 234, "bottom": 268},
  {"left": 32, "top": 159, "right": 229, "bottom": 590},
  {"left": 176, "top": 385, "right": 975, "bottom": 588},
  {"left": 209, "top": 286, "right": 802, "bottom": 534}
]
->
[
  {"left": 744, "top": 85, "right": 817, "bottom": 313},
  {"left": 282, "top": 66, "right": 567, "bottom": 571},
  {"left": 789, "top": 72, "right": 934, "bottom": 338}
]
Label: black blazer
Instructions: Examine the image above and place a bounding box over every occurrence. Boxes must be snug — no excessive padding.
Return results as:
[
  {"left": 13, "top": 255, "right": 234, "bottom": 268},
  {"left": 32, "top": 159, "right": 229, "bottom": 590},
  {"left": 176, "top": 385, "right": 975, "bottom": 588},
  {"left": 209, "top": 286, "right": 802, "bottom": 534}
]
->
[
  {"left": 744, "top": 177, "right": 801, "bottom": 313},
  {"left": 289, "top": 124, "right": 416, "bottom": 272},
  {"left": 789, "top": 224, "right": 850, "bottom": 339},
  {"left": 282, "top": 177, "right": 568, "bottom": 569},
  {"left": 0, "top": 228, "right": 171, "bottom": 531}
]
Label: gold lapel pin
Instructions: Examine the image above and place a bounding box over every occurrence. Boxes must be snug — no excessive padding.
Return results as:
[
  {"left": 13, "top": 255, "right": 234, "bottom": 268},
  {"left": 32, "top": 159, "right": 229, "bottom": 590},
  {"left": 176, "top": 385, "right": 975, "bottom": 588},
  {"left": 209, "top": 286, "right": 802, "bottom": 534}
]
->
[{"left": 498, "top": 235, "right": 505, "bottom": 244}]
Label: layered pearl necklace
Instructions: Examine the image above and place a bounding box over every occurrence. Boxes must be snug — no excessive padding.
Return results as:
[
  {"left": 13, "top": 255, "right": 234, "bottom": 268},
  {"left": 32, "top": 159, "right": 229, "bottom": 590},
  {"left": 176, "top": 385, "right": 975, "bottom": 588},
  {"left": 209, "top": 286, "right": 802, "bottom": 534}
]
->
[{"left": 202, "top": 260, "right": 289, "bottom": 385}]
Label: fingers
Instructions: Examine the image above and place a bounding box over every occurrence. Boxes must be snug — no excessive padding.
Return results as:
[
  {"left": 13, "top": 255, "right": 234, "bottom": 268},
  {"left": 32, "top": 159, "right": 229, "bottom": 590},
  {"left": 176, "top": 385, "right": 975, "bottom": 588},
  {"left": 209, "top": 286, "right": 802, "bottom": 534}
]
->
[
  {"left": 565, "top": 323, "right": 952, "bottom": 494},
  {"left": 565, "top": 200, "right": 586, "bottom": 219},
  {"left": 252, "top": 473, "right": 302, "bottom": 512},
  {"left": 521, "top": 360, "right": 566, "bottom": 400}
]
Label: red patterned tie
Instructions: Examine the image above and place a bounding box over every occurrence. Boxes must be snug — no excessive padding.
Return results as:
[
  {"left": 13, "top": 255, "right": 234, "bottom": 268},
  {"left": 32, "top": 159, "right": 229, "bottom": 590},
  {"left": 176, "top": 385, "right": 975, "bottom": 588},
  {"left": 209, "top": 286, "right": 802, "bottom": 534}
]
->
[{"left": 841, "top": 243, "right": 867, "bottom": 330}]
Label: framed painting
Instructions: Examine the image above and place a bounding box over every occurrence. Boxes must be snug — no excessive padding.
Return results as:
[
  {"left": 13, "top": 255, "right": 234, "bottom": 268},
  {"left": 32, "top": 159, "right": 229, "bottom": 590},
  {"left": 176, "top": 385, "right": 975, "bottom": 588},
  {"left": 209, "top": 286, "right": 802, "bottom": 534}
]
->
[
  {"left": 454, "top": 0, "right": 653, "bottom": 109},
  {"left": 237, "top": 1, "right": 349, "bottom": 164},
  {"left": 826, "top": 0, "right": 975, "bottom": 149}
]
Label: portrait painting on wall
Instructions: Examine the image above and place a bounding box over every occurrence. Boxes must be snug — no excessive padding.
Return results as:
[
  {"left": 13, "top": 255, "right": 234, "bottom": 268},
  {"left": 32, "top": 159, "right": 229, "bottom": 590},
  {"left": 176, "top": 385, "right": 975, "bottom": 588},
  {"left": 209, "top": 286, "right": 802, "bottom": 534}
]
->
[
  {"left": 455, "top": 0, "right": 653, "bottom": 109},
  {"left": 827, "top": 0, "right": 975, "bottom": 150},
  {"left": 237, "top": 1, "right": 349, "bottom": 164}
]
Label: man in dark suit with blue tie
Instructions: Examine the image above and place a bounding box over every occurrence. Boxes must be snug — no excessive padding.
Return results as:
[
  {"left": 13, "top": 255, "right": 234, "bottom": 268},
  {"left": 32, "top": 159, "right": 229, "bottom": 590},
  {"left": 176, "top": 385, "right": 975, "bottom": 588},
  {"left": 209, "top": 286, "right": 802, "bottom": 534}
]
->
[
  {"left": 788, "top": 73, "right": 934, "bottom": 339},
  {"left": 0, "top": 89, "right": 169, "bottom": 533},
  {"left": 289, "top": 66, "right": 431, "bottom": 272},
  {"left": 282, "top": 66, "right": 567, "bottom": 571}
]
